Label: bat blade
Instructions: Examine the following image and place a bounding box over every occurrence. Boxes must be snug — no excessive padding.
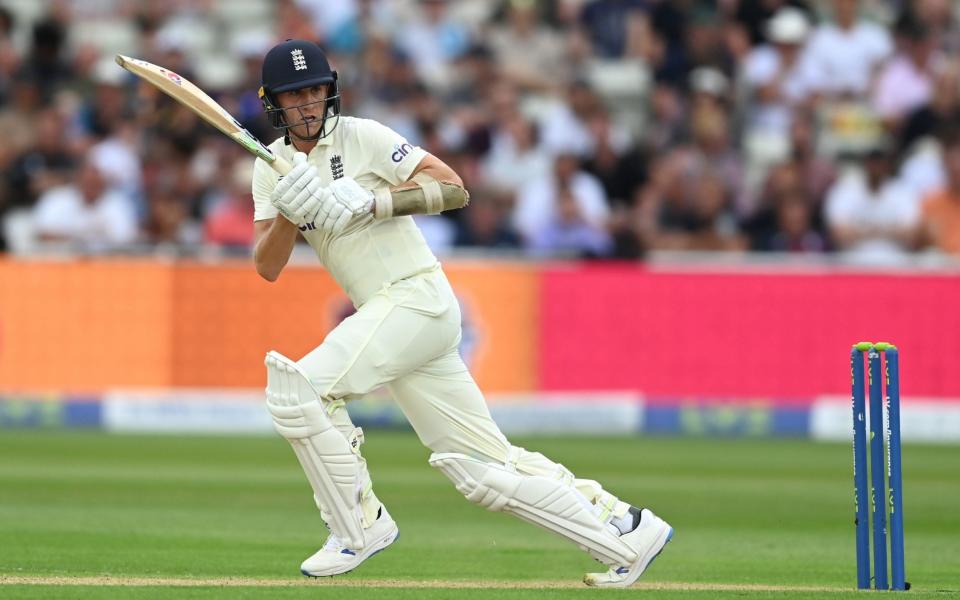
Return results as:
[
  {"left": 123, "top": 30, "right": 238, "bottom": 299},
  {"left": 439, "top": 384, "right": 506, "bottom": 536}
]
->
[{"left": 115, "top": 54, "right": 290, "bottom": 175}]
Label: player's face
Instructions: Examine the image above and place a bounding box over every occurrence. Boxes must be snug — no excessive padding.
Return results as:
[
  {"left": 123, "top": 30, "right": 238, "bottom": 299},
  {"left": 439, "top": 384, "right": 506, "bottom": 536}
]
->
[{"left": 277, "top": 84, "right": 329, "bottom": 139}]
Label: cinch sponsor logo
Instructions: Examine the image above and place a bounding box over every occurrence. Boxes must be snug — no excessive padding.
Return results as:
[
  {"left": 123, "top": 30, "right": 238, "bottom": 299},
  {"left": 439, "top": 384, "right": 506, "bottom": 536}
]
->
[{"left": 391, "top": 143, "right": 413, "bottom": 163}]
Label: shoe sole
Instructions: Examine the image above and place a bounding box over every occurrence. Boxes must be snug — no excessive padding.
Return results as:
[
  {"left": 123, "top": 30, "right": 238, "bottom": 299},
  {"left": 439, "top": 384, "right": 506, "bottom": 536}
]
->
[
  {"left": 300, "top": 530, "right": 400, "bottom": 578},
  {"left": 583, "top": 523, "right": 674, "bottom": 588},
  {"left": 646, "top": 527, "right": 673, "bottom": 570}
]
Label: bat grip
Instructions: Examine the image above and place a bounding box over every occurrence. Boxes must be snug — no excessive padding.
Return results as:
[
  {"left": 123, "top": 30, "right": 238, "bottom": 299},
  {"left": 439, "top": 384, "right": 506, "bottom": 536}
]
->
[{"left": 271, "top": 155, "right": 292, "bottom": 175}]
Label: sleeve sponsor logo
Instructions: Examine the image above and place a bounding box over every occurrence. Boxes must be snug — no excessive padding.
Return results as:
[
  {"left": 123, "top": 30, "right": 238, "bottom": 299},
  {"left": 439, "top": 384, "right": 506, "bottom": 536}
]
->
[{"left": 391, "top": 143, "right": 413, "bottom": 163}]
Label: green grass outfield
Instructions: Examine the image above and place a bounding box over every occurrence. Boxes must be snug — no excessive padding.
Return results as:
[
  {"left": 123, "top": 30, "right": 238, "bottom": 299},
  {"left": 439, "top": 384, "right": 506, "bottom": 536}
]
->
[{"left": 1, "top": 431, "right": 958, "bottom": 599}]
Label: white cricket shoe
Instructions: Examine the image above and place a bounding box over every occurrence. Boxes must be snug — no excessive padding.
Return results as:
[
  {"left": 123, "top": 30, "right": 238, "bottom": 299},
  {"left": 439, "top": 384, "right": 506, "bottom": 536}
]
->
[
  {"left": 583, "top": 508, "right": 673, "bottom": 588},
  {"left": 300, "top": 508, "right": 399, "bottom": 577}
]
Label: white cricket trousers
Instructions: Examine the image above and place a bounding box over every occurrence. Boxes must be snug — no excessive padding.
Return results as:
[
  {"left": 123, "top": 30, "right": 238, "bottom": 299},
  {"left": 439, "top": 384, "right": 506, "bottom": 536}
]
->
[{"left": 296, "top": 266, "right": 627, "bottom": 524}]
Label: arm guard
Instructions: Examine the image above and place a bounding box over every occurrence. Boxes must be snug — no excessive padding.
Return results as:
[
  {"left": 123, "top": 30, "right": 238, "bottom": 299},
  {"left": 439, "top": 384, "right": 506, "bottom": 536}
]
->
[{"left": 371, "top": 173, "right": 470, "bottom": 220}]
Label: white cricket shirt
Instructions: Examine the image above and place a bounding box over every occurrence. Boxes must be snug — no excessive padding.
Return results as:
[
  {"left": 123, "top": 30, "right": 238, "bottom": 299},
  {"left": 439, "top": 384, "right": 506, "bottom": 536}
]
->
[{"left": 252, "top": 116, "right": 438, "bottom": 306}]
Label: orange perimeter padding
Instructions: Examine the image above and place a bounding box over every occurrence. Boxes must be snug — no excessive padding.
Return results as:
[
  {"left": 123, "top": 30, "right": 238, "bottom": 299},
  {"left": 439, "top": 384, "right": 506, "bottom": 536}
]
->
[{"left": 0, "top": 259, "right": 538, "bottom": 393}]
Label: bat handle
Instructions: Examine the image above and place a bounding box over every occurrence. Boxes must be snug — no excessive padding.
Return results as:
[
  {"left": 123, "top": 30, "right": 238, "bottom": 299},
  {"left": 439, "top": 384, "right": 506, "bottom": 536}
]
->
[{"left": 271, "top": 155, "right": 292, "bottom": 175}]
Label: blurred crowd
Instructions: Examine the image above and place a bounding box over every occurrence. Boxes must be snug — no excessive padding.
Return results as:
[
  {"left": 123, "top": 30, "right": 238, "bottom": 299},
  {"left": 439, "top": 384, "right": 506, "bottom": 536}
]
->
[{"left": 1, "top": 0, "right": 960, "bottom": 264}]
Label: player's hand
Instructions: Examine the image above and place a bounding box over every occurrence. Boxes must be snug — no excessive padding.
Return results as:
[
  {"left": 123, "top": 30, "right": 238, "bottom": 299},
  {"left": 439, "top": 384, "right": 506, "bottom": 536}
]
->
[
  {"left": 312, "top": 191, "right": 354, "bottom": 235},
  {"left": 327, "top": 177, "right": 375, "bottom": 216},
  {"left": 271, "top": 152, "right": 324, "bottom": 224}
]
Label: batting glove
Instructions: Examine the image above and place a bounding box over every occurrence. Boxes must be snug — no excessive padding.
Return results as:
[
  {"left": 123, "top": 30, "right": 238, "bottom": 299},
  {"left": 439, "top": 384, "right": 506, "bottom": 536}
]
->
[
  {"left": 271, "top": 152, "right": 321, "bottom": 224},
  {"left": 327, "top": 177, "right": 375, "bottom": 216}
]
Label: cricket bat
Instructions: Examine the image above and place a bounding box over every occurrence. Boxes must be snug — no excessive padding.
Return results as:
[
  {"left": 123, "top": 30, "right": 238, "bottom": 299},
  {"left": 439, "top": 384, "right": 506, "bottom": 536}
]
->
[{"left": 115, "top": 54, "right": 291, "bottom": 175}]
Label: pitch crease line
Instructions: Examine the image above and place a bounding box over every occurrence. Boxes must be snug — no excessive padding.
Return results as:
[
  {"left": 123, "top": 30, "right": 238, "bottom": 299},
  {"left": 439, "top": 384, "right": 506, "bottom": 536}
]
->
[{"left": 0, "top": 575, "right": 852, "bottom": 592}]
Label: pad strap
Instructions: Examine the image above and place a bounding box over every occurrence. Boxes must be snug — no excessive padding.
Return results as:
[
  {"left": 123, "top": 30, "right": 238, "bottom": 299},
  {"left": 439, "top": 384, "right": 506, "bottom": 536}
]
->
[{"left": 373, "top": 187, "right": 393, "bottom": 220}]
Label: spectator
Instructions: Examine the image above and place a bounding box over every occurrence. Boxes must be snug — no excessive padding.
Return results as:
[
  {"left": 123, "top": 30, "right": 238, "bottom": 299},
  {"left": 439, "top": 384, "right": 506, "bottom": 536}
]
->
[
  {"left": 77, "top": 57, "right": 131, "bottom": 140},
  {"left": 741, "top": 7, "right": 815, "bottom": 139},
  {"left": 766, "top": 189, "right": 827, "bottom": 252},
  {"left": 742, "top": 112, "right": 836, "bottom": 248},
  {"left": 351, "top": 37, "right": 423, "bottom": 135},
  {"left": 0, "top": 5, "right": 18, "bottom": 108},
  {"left": 0, "top": 6, "right": 13, "bottom": 42},
  {"left": 0, "top": 72, "right": 39, "bottom": 179},
  {"left": 732, "top": 0, "right": 814, "bottom": 46},
  {"left": 31, "top": 159, "right": 137, "bottom": 251},
  {"left": 688, "top": 66, "right": 731, "bottom": 113},
  {"left": 4, "top": 107, "right": 77, "bottom": 212},
  {"left": 648, "top": 171, "right": 746, "bottom": 252},
  {"left": 802, "top": 0, "right": 892, "bottom": 99},
  {"left": 229, "top": 34, "right": 275, "bottom": 144},
  {"left": 2, "top": 0, "right": 957, "bottom": 261},
  {"left": 683, "top": 7, "right": 735, "bottom": 75},
  {"left": 872, "top": 18, "right": 941, "bottom": 129},
  {"left": 393, "top": 0, "right": 472, "bottom": 90},
  {"left": 659, "top": 103, "right": 746, "bottom": 218},
  {"left": 275, "top": 0, "right": 317, "bottom": 42},
  {"left": 742, "top": 161, "right": 801, "bottom": 249},
  {"left": 142, "top": 183, "right": 194, "bottom": 247},
  {"left": 18, "top": 15, "right": 73, "bottom": 103},
  {"left": 787, "top": 112, "right": 837, "bottom": 207},
  {"left": 294, "top": 0, "right": 359, "bottom": 45},
  {"left": 825, "top": 146, "right": 921, "bottom": 262},
  {"left": 445, "top": 43, "right": 498, "bottom": 109},
  {"left": 204, "top": 161, "right": 255, "bottom": 251},
  {"left": 918, "top": 136, "right": 960, "bottom": 255},
  {"left": 581, "top": 108, "right": 648, "bottom": 208},
  {"left": 453, "top": 187, "right": 521, "bottom": 249},
  {"left": 538, "top": 79, "right": 608, "bottom": 159},
  {"left": 513, "top": 151, "right": 609, "bottom": 246},
  {"left": 480, "top": 111, "right": 551, "bottom": 193},
  {"left": 528, "top": 183, "right": 612, "bottom": 257},
  {"left": 413, "top": 213, "right": 459, "bottom": 256},
  {"left": 644, "top": 79, "right": 688, "bottom": 153},
  {"left": 487, "top": 0, "right": 567, "bottom": 93},
  {"left": 645, "top": 1, "right": 690, "bottom": 86},
  {"left": 579, "top": 0, "right": 649, "bottom": 59},
  {"left": 79, "top": 59, "right": 144, "bottom": 213},
  {"left": 744, "top": 108, "right": 837, "bottom": 247},
  {"left": 899, "top": 63, "right": 960, "bottom": 155}
]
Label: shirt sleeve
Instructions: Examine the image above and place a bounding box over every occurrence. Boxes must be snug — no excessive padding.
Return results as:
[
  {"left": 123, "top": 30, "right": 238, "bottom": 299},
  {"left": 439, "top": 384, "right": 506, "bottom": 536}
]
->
[
  {"left": 100, "top": 192, "right": 138, "bottom": 244},
  {"left": 868, "top": 25, "right": 893, "bottom": 63},
  {"left": 354, "top": 118, "right": 428, "bottom": 185},
  {"left": 574, "top": 173, "right": 611, "bottom": 228},
  {"left": 892, "top": 184, "right": 921, "bottom": 226},
  {"left": 825, "top": 176, "right": 859, "bottom": 227},
  {"left": 798, "top": 31, "right": 828, "bottom": 92},
  {"left": 871, "top": 63, "right": 899, "bottom": 118},
  {"left": 32, "top": 190, "right": 72, "bottom": 234},
  {"left": 252, "top": 156, "right": 280, "bottom": 221},
  {"left": 743, "top": 48, "right": 776, "bottom": 86}
]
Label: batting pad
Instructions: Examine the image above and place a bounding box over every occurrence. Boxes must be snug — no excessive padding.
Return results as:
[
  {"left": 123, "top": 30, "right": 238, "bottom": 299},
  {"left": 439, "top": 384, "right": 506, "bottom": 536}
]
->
[
  {"left": 429, "top": 452, "right": 638, "bottom": 566},
  {"left": 265, "top": 351, "right": 366, "bottom": 550}
]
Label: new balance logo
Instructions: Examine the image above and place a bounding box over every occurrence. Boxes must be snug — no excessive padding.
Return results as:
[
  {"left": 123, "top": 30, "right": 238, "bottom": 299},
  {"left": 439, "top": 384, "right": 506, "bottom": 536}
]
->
[{"left": 291, "top": 49, "right": 307, "bottom": 71}]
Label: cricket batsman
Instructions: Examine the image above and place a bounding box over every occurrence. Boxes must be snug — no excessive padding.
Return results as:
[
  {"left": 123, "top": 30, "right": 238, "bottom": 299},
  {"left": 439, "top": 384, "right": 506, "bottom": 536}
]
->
[{"left": 252, "top": 39, "right": 673, "bottom": 588}]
